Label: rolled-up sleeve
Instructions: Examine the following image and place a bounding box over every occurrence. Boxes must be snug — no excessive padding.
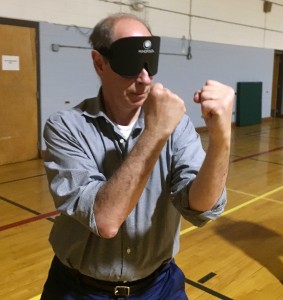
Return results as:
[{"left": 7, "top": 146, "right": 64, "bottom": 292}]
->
[
  {"left": 43, "top": 112, "right": 105, "bottom": 236},
  {"left": 172, "top": 186, "right": 227, "bottom": 227},
  {"left": 170, "top": 115, "right": 227, "bottom": 227}
]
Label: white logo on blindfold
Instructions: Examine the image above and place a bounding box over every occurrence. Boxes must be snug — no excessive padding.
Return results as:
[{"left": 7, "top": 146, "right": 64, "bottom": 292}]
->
[
  {"left": 138, "top": 40, "right": 154, "bottom": 54},
  {"left": 143, "top": 40, "right": 152, "bottom": 49}
]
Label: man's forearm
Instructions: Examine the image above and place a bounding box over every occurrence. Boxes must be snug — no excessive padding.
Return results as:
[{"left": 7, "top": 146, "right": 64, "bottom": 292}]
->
[
  {"left": 190, "top": 80, "right": 234, "bottom": 212},
  {"left": 188, "top": 140, "right": 230, "bottom": 212},
  {"left": 94, "top": 129, "right": 168, "bottom": 238}
]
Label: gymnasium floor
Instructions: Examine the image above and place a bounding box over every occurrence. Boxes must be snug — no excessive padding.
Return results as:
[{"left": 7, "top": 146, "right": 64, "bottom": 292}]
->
[{"left": 0, "top": 118, "right": 283, "bottom": 299}]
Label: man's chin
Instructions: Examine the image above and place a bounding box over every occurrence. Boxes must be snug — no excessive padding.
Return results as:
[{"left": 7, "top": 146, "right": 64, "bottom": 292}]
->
[{"left": 129, "top": 93, "right": 148, "bottom": 104}]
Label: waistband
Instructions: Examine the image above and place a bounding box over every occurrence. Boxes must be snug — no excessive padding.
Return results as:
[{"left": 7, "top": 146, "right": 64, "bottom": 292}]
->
[{"left": 54, "top": 256, "right": 172, "bottom": 297}]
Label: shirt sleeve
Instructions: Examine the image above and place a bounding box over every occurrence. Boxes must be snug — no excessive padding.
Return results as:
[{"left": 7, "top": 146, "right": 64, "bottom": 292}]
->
[
  {"left": 170, "top": 115, "right": 227, "bottom": 227},
  {"left": 43, "top": 112, "right": 104, "bottom": 236}
]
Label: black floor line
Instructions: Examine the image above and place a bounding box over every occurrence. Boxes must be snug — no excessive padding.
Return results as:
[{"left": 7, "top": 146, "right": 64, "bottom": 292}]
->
[
  {"left": 198, "top": 272, "right": 217, "bottom": 284},
  {"left": 1, "top": 195, "right": 41, "bottom": 215},
  {"left": 185, "top": 277, "right": 233, "bottom": 299},
  {"left": 0, "top": 173, "right": 46, "bottom": 185},
  {"left": 0, "top": 195, "right": 55, "bottom": 223}
]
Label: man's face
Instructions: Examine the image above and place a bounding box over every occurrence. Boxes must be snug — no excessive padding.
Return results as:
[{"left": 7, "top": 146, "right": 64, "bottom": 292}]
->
[{"left": 99, "top": 18, "right": 155, "bottom": 114}]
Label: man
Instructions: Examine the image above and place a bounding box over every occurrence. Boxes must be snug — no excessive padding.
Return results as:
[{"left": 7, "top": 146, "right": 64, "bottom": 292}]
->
[{"left": 41, "top": 13, "right": 234, "bottom": 299}]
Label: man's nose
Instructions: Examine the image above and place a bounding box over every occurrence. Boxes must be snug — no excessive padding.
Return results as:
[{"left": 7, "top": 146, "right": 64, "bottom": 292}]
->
[{"left": 136, "top": 68, "right": 152, "bottom": 84}]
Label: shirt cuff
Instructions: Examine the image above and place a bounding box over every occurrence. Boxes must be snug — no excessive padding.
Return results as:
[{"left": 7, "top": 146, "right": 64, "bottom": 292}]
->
[{"left": 172, "top": 186, "right": 227, "bottom": 227}]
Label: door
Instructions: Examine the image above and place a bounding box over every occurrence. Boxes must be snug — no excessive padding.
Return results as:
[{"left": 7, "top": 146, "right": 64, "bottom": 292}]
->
[
  {"left": 271, "top": 51, "right": 283, "bottom": 118},
  {"left": 0, "top": 20, "right": 39, "bottom": 165},
  {"left": 277, "top": 54, "right": 283, "bottom": 116}
]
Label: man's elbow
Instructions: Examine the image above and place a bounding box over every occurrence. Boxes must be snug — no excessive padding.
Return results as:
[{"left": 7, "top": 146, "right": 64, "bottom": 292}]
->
[{"left": 97, "top": 222, "right": 120, "bottom": 239}]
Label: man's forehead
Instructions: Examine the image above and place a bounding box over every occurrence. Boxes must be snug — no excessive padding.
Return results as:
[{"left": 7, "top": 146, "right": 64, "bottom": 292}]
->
[{"left": 112, "top": 18, "right": 151, "bottom": 41}]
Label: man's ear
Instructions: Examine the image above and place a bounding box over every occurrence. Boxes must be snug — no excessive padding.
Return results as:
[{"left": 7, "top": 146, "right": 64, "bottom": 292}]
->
[{"left": 91, "top": 50, "right": 106, "bottom": 77}]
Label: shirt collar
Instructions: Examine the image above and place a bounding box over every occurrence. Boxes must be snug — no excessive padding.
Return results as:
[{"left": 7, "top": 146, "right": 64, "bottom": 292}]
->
[
  {"left": 80, "top": 89, "right": 106, "bottom": 119},
  {"left": 79, "top": 88, "right": 144, "bottom": 130}
]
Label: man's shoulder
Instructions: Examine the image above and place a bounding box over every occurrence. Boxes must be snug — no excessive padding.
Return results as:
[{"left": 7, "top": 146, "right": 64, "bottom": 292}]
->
[{"left": 47, "top": 97, "right": 98, "bottom": 121}]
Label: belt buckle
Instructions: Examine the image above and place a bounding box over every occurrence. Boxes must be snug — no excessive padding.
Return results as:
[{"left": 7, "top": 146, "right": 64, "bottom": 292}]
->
[{"left": 114, "top": 285, "right": 130, "bottom": 296}]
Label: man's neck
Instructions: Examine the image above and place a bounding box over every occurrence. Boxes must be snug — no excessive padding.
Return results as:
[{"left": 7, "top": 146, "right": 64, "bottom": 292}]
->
[{"left": 103, "top": 100, "right": 141, "bottom": 126}]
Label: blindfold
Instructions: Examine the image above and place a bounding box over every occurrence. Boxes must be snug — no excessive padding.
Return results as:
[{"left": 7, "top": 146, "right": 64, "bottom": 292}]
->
[{"left": 98, "top": 36, "right": 160, "bottom": 77}]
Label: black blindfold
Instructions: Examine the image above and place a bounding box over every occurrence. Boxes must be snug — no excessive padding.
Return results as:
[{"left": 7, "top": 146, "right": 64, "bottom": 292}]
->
[{"left": 98, "top": 36, "right": 160, "bottom": 77}]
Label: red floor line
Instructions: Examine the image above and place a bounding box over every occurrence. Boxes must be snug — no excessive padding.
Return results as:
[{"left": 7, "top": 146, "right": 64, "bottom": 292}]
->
[
  {"left": 231, "top": 146, "right": 283, "bottom": 163},
  {"left": 0, "top": 210, "right": 59, "bottom": 232}
]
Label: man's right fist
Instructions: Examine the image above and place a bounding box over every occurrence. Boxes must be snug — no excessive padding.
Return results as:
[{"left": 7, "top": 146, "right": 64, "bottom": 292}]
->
[{"left": 143, "top": 83, "right": 186, "bottom": 137}]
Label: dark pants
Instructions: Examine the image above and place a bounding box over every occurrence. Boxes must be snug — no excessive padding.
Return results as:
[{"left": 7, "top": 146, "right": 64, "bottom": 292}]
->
[{"left": 41, "top": 256, "right": 188, "bottom": 300}]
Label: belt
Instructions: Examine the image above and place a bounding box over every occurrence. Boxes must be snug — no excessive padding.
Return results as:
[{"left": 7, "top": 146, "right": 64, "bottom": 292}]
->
[
  {"left": 55, "top": 256, "right": 171, "bottom": 297},
  {"left": 80, "top": 273, "right": 154, "bottom": 297}
]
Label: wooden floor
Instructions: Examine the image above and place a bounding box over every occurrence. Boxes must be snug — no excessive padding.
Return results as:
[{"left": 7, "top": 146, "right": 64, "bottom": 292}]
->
[{"left": 0, "top": 118, "right": 283, "bottom": 300}]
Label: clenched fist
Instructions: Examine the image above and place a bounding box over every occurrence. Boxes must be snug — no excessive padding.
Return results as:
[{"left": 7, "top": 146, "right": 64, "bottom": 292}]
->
[
  {"left": 143, "top": 83, "right": 186, "bottom": 138},
  {"left": 194, "top": 80, "right": 235, "bottom": 144}
]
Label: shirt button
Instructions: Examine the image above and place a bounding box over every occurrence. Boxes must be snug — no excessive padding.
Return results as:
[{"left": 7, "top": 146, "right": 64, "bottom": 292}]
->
[
  {"left": 119, "top": 139, "right": 125, "bottom": 144},
  {"left": 127, "top": 248, "right": 131, "bottom": 254}
]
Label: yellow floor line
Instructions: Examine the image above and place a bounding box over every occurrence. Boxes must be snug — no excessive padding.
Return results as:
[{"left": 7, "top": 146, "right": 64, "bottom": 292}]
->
[
  {"left": 179, "top": 225, "right": 197, "bottom": 236},
  {"left": 226, "top": 188, "right": 256, "bottom": 197},
  {"left": 180, "top": 185, "right": 283, "bottom": 236},
  {"left": 227, "top": 187, "right": 282, "bottom": 203},
  {"left": 222, "top": 185, "right": 283, "bottom": 216}
]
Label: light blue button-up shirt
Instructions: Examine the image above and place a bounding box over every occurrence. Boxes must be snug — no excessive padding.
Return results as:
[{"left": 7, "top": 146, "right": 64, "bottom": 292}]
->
[{"left": 43, "top": 94, "right": 226, "bottom": 282}]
